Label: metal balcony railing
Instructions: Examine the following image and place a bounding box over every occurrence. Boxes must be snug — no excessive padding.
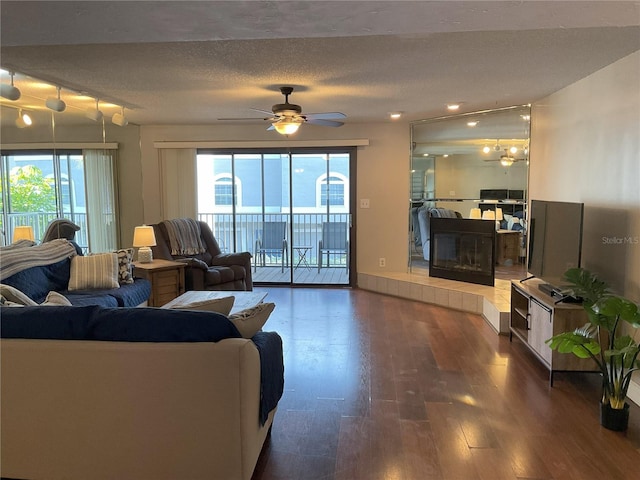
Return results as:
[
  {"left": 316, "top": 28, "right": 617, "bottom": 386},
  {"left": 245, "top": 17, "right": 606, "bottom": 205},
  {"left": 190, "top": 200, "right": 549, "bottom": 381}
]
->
[{"left": 197, "top": 212, "right": 350, "bottom": 268}]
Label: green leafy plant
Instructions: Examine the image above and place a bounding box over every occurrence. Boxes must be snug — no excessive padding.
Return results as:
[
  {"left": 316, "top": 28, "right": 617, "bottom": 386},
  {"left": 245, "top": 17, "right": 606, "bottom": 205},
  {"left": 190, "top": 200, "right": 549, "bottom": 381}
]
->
[{"left": 546, "top": 268, "right": 640, "bottom": 409}]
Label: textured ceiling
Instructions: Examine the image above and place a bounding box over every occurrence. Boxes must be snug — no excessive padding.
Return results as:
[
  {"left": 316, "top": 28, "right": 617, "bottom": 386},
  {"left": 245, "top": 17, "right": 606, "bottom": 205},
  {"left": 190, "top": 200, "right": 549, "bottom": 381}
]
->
[{"left": 1, "top": 1, "right": 639, "bottom": 128}]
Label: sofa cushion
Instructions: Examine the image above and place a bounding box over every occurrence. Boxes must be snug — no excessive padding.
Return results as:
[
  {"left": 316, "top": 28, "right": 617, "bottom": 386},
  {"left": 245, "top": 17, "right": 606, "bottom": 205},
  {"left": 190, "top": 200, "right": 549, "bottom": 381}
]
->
[
  {"left": 228, "top": 302, "right": 275, "bottom": 339},
  {"left": 61, "top": 292, "right": 120, "bottom": 307},
  {"left": 204, "top": 265, "right": 244, "bottom": 285},
  {"left": 1, "top": 305, "right": 242, "bottom": 343},
  {"left": 69, "top": 253, "right": 119, "bottom": 291}
]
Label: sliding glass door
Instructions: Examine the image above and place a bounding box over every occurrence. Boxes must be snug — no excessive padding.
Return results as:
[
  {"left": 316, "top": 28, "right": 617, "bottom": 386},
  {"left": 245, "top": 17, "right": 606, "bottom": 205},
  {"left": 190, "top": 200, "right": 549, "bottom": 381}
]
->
[{"left": 196, "top": 148, "right": 354, "bottom": 285}]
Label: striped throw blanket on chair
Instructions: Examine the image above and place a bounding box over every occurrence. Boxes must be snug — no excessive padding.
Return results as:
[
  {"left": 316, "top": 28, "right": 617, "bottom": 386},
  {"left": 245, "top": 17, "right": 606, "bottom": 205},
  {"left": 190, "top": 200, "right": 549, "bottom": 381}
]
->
[{"left": 162, "top": 218, "right": 207, "bottom": 256}]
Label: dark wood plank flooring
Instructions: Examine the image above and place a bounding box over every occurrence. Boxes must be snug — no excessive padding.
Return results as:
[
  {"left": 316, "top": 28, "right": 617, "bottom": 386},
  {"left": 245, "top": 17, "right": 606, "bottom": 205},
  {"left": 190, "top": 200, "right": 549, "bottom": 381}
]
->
[{"left": 251, "top": 287, "right": 640, "bottom": 480}]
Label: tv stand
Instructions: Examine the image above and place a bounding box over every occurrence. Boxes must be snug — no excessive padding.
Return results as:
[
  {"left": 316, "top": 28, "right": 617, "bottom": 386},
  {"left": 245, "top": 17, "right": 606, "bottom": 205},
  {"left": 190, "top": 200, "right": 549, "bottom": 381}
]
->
[
  {"left": 510, "top": 278, "right": 597, "bottom": 386},
  {"left": 537, "top": 282, "right": 557, "bottom": 297}
]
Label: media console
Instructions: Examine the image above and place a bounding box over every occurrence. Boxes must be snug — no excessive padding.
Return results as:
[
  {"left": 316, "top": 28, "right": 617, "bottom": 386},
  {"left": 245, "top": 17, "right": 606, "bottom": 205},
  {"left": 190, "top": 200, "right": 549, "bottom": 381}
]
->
[{"left": 510, "top": 278, "right": 597, "bottom": 385}]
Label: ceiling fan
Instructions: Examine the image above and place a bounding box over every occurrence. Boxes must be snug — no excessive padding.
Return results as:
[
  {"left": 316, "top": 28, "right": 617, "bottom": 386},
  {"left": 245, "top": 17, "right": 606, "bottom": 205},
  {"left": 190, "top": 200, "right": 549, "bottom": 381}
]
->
[
  {"left": 218, "top": 86, "right": 346, "bottom": 135},
  {"left": 483, "top": 148, "right": 527, "bottom": 166}
]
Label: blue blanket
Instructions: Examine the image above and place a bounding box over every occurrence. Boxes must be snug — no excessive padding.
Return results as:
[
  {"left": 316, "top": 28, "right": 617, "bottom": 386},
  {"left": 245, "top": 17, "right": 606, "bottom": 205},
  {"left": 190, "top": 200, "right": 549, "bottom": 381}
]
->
[{"left": 252, "top": 331, "right": 285, "bottom": 425}]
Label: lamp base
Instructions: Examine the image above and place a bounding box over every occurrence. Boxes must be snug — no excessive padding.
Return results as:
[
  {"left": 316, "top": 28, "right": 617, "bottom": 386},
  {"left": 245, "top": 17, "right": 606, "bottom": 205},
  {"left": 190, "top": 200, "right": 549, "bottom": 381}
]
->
[{"left": 137, "top": 246, "right": 153, "bottom": 263}]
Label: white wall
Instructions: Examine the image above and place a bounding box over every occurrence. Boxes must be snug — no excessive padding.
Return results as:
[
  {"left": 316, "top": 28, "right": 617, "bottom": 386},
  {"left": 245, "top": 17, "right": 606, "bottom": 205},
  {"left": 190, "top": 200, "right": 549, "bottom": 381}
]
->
[
  {"left": 530, "top": 50, "right": 640, "bottom": 299},
  {"left": 530, "top": 50, "right": 640, "bottom": 401},
  {"left": 138, "top": 122, "right": 410, "bottom": 273}
]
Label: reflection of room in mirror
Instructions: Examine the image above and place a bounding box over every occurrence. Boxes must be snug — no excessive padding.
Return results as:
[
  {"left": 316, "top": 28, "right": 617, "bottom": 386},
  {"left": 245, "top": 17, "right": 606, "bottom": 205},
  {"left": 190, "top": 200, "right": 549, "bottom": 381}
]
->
[{"left": 410, "top": 105, "right": 530, "bottom": 282}]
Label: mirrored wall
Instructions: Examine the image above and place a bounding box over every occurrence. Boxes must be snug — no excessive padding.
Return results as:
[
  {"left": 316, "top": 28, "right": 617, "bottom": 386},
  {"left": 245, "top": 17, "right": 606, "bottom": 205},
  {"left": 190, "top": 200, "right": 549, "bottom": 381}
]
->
[{"left": 409, "top": 105, "right": 531, "bottom": 276}]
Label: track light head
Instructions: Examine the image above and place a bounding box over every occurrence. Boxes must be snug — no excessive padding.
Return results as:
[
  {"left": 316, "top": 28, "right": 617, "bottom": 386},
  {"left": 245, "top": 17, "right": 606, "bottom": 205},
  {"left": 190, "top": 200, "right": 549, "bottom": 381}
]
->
[
  {"left": 112, "top": 106, "right": 128, "bottom": 126},
  {"left": 15, "top": 109, "right": 32, "bottom": 128},
  {"left": 1, "top": 72, "right": 21, "bottom": 101},
  {"left": 86, "top": 99, "right": 103, "bottom": 121},
  {"left": 46, "top": 87, "right": 66, "bottom": 112}
]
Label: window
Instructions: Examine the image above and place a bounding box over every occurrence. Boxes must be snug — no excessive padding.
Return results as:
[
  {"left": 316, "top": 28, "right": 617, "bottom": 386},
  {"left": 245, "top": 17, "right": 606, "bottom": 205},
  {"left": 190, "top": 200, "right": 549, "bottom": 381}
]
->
[
  {"left": 215, "top": 180, "right": 235, "bottom": 206},
  {"left": 0, "top": 149, "right": 117, "bottom": 251},
  {"left": 317, "top": 172, "right": 348, "bottom": 208}
]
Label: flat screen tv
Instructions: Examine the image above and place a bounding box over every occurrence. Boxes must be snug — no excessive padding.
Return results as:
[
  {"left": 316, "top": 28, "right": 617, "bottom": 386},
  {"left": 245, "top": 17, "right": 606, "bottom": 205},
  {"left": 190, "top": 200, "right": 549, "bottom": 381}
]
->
[{"left": 527, "top": 200, "right": 584, "bottom": 292}]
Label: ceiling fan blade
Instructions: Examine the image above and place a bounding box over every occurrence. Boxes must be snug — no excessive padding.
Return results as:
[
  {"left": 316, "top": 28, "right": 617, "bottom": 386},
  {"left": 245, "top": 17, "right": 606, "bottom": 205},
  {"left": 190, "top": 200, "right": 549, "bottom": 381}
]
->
[
  {"left": 304, "top": 112, "right": 346, "bottom": 121},
  {"left": 250, "top": 108, "right": 276, "bottom": 116},
  {"left": 306, "top": 118, "right": 344, "bottom": 127},
  {"left": 217, "top": 117, "right": 270, "bottom": 121}
]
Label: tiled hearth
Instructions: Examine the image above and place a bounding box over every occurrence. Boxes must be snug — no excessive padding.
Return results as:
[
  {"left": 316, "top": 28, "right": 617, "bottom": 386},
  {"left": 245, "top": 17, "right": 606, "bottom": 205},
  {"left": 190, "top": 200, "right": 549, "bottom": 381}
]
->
[{"left": 357, "top": 269, "right": 513, "bottom": 334}]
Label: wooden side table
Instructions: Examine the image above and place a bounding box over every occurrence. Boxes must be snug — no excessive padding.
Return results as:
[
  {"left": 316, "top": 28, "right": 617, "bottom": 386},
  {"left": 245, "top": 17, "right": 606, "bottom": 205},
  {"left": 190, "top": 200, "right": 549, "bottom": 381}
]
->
[
  {"left": 496, "top": 230, "right": 521, "bottom": 266},
  {"left": 133, "top": 259, "right": 186, "bottom": 307}
]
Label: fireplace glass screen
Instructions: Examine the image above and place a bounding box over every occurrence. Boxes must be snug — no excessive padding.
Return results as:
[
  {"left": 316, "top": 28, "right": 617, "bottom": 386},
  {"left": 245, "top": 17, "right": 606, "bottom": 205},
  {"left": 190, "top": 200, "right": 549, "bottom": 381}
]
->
[{"left": 429, "top": 217, "right": 496, "bottom": 286}]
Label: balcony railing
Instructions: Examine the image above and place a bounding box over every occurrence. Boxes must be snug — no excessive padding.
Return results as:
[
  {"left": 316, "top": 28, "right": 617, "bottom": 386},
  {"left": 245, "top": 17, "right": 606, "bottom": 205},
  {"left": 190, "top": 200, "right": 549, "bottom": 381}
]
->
[{"left": 197, "top": 212, "right": 350, "bottom": 268}]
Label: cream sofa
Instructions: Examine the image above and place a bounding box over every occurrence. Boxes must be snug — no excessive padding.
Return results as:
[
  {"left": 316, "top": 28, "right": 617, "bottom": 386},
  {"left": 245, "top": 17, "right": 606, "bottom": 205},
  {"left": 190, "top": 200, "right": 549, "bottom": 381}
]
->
[{"left": 1, "top": 306, "right": 283, "bottom": 480}]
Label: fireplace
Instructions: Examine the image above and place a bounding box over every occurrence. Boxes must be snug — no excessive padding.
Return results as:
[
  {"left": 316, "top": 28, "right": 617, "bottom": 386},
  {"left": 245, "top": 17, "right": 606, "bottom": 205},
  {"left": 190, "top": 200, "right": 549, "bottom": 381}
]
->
[{"left": 429, "top": 217, "right": 496, "bottom": 286}]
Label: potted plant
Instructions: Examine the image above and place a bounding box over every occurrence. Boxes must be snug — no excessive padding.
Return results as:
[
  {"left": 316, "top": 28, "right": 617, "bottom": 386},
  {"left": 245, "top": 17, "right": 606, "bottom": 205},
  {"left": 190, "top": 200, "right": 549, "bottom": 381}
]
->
[{"left": 546, "top": 267, "right": 640, "bottom": 431}]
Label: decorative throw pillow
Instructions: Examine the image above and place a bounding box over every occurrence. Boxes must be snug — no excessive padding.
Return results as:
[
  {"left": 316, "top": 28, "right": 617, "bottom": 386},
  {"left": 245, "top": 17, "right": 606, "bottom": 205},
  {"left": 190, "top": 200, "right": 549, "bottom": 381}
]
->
[
  {"left": 114, "top": 248, "right": 134, "bottom": 284},
  {"left": 168, "top": 295, "right": 235, "bottom": 316},
  {"left": 41, "top": 291, "right": 72, "bottom": 306},
  {"left": 68, "top": 253, "right": 119, "bottom": 291},
  {"left": 228, "top": 302, "right": 275, "bottom": 339}
]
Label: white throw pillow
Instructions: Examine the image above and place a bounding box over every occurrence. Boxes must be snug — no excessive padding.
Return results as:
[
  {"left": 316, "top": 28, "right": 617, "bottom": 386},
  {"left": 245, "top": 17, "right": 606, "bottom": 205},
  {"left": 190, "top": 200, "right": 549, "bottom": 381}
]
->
[
  {"left": 168, "top": 296, "right": 235, "bottom": 316},
  {"left": 228, "top": 302, "right": 275, "bottom": 339},
  {"left": 42, "top": 291, "right": 72, "bottom": 306},
  {"left": 68, "top": 253, "right": 120, "bottom": 291}
]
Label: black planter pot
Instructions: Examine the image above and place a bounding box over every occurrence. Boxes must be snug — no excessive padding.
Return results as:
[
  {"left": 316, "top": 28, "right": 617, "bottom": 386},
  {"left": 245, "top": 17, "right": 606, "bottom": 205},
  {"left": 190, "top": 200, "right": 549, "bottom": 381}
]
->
[{"left": 600, "top": 402, "right": 630, "bottom": 432}]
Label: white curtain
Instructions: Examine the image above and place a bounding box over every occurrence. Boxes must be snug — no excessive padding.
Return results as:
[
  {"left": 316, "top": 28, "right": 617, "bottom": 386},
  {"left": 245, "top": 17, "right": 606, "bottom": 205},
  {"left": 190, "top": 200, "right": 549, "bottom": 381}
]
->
[
  {"left": 83, "top": 149, "right": 118, "bottom": 252},
  {"left": 158, "top": 148, "right": 197, "bottom": 220}
]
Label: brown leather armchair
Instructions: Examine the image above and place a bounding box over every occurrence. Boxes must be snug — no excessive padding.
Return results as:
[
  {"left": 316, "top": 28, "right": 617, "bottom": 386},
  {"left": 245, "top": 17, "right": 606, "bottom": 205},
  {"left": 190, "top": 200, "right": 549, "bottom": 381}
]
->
[{"left": 151, "top": 220, "right": 253, "bottom": 291}]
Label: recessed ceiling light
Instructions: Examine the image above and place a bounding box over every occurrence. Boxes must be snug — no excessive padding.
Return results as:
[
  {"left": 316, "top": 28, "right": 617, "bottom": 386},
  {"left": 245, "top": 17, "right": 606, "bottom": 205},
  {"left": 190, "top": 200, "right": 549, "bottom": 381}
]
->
[
  {"left": 389, "top": 112, "right": 402, "bottom": 119},
  {"left": 467, "top": 121, "right": 478, "bottom": 127},
  {"left": 423, "top": 153, "right": 429, "bottom": 156},
  {"left": 443, "top": 154, "right": 449, "bottom": 158},
  {"left": 482, "top": 146, "right": 491, "bottom": 154},
  {"left": 509, "top": 146, "right": 518, "bottom": 154},
  {"left": 447, "top": 104, "right": 460, "bottom": 111}
]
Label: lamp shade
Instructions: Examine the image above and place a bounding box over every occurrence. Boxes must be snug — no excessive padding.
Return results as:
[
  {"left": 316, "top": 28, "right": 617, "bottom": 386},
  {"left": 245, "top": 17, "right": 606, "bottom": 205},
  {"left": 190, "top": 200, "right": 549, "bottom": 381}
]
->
[
  {"left": 1, "top": 83, "right": 21, "bottom": 101},
  {"left": 132, "top": 225, "right": 156, "bottom": 247},
  {"left": 13, "top": 225, "right": 34, "bottom": 242},
  {"left": 495, "top": 207, "right": 504, "bottom": 221},
  {"left": 482, "top": 210, "right": 495, "bottom": 221},
  {"left": 469, "top": 208, "right": 482, "bottom": 219}
]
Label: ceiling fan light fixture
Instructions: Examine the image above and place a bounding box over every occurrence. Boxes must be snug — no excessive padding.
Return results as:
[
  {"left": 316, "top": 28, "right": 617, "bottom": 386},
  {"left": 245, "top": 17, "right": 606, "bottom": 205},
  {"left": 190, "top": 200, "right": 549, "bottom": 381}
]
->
[
  {"left": 1, "top": 72, "right": 21, "bottom": 101},
  {"left": 45, "top": 87, "right": 66, "bottom": 112},
  {"left": 500, "top": 157, "right": 514, "bottom": 167},
  {"left": 273, "top": 117, "right": 302, "bottom": 135},
  {"left": 15, "top": 109, "right": 32, "bottom": 128}
]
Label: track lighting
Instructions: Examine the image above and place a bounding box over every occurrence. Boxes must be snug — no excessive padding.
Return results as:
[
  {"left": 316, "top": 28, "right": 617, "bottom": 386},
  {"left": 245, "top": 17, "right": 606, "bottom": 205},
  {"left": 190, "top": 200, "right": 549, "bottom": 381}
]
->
[
  {"left": 112, "top": 106, "right": 128, "bottom": 126},
  {"left": 45, "top": 87, "right": 66, "bottom": 112},
  {"left": 482, "top": 145, "right": 491, "bottom": 154},
  {"left": 272, "top": 117, "right": 302, "bottom": 135},
  {"left": 86, "top": 98, "right": 103, "bottom": 121},
  {"left": 1, "top": 72, "right": 21, "bottom": 101},
  {"left": 15, "top": 109, "right": 32, "bottom": 128}
]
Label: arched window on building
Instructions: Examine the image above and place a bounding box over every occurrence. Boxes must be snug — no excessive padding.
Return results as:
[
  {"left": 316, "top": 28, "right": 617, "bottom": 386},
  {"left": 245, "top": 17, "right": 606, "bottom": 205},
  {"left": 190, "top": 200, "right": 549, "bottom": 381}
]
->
[
  {"left": 213, "top": 173, "right": 241, "bottom": 210},
  {"left": 316, "top": 172, "right": 348, "bottom": 209}
]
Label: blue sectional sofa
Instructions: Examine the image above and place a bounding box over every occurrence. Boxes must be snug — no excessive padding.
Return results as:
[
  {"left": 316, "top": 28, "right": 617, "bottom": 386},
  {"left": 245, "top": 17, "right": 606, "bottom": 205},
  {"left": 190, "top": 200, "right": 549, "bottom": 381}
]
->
[{"left": 2, "top": 257, "right": 151, "bottom": 307}]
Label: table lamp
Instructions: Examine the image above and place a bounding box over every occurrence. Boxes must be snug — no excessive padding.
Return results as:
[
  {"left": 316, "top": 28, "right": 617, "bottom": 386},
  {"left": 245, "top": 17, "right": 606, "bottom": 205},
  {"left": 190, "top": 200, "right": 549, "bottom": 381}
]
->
[
  {"left": 133, "top": 225, "right": 157, "bottom": 263},
  {"left": 469, "top": 208, "right": 481, "bottom": 219},
  {"left": 482, "top": 210, "right": 495, "bottom": 221},
  {"left": 13, "top": 225, "right": 35, "bottom": 243}
]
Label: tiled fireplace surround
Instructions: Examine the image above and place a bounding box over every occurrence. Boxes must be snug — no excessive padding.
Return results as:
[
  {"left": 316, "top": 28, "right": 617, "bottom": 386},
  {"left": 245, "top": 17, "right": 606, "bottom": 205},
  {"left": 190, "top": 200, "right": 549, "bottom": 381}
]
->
[{"left": 358, "top": 270, "right": 512, "bottom": 334}]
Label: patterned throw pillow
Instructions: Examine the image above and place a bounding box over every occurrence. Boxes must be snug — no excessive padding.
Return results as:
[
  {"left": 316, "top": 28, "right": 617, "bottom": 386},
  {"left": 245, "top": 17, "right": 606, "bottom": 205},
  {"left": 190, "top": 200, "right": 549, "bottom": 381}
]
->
[
  {"left": 68, "top": 253, "right": 119, "bottom": 291},
  {"left": 228, "top": 302, "right": 275, "bottom": 339},
  {"left": 114, "top": 248, "right": 134, "bottom": 284}
]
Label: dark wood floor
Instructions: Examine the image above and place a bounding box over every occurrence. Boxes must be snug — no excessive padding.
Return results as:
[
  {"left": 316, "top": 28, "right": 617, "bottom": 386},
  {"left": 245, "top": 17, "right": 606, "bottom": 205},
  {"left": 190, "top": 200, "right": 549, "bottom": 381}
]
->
[{"left": 251, "top": 287, "right": 640, "bottom": 480}]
